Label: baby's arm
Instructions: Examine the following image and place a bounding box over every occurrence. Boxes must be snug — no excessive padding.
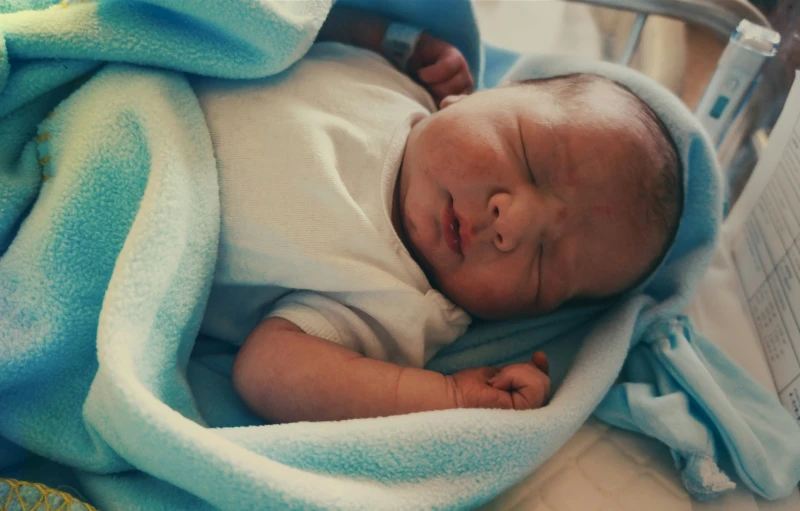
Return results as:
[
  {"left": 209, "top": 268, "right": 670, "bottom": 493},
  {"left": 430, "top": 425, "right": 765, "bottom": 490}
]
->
[
  {"left": 315, "top": 5, "right": 474, "bottom": 105},
  {"left": 233, "top": 318, "right": 551, "bottom": 423}
]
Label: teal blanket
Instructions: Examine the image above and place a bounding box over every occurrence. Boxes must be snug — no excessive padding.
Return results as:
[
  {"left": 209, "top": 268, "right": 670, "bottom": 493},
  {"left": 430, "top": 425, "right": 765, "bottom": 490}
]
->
[{"left": 1, "top": 1, "right": 798, "bottom": 509}]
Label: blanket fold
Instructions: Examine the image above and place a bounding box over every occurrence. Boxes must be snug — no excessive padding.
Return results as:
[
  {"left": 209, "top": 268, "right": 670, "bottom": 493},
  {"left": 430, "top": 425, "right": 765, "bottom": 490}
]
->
[
  {"left": 1, "top": 1, "right": 798, "bottom": 510},
  {"left": 598, "top": 316, "right": 800, "bottom": 500}
]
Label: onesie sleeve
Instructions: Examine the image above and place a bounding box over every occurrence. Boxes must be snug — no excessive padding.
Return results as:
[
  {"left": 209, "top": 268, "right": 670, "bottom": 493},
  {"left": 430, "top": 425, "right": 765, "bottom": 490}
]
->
[{"left": 267, "top": 291, "right": 399, "bottom": 362}]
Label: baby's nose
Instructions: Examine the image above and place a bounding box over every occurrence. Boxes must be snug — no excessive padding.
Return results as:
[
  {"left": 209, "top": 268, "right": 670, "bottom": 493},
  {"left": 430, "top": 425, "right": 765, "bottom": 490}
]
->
[
  {"left": 487, "top": 193, "right": 520, "bottom": 252},
  {"left": 487, "top": 192, "right": 566, "bottom": 252}
]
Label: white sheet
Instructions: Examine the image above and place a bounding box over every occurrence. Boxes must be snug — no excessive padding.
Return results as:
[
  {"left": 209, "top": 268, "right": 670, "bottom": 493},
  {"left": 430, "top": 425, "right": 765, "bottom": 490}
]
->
[{"left": 480, "top": 417, "right": 799, "bottom": 511}]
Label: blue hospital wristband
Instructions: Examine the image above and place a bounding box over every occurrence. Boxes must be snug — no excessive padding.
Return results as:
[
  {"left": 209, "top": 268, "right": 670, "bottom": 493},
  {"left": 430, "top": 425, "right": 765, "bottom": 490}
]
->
[{"left": 381, "top": 22, "right": 424, "bottom": 71}]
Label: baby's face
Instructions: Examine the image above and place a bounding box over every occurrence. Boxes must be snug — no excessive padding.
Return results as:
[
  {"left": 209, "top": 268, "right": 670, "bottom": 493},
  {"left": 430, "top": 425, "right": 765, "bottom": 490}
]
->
[{"left": 395, "top": 84, "right": 668, "bottom": 319}]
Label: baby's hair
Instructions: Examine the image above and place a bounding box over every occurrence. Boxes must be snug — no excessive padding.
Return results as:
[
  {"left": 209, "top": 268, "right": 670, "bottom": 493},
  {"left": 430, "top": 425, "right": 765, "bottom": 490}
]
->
[{"left": 516, "top": 73, "right": 683, "bottom": 267}]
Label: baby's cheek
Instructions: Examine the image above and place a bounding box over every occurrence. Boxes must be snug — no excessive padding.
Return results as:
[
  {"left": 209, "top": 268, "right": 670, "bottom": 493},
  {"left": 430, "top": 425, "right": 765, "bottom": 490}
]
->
[
  {"left": 465, "top": 276, "right": 498, "bottom": 301},
  {"left": 425, "top": 129, "right": 502, "bottom": 183},
  {"left": 460, "top": 137, "right": 507, "bottom": 179},
  {"left": 453, "top": 267, "right": 521, "bottom": 315}
]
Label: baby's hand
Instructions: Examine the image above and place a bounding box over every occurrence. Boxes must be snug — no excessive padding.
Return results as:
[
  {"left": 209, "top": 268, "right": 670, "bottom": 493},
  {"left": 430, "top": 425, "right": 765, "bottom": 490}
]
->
[
  {"left": 407, "top": 33, "right": 474, "bottom": 107},
  {"left": 450, "top": 352, "right": 551, "bottom": 411}
]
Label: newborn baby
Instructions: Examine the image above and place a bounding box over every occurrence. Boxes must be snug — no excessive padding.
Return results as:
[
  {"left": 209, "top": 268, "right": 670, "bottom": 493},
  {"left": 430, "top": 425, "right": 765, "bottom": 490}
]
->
[{"left": 194, "top": 6, "right": 682, "bottom": 423}]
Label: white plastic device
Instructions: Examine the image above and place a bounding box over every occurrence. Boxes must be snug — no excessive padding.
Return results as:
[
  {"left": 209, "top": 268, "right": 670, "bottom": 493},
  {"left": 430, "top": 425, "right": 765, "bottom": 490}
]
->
[{"left": 695, "top": 19, "right": 781, "bottom": 146}]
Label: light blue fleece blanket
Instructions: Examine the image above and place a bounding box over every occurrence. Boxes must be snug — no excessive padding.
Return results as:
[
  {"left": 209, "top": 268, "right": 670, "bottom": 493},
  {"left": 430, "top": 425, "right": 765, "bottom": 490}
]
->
[{"left": 0, "top": 1, "right": 798, "bottom": 509}]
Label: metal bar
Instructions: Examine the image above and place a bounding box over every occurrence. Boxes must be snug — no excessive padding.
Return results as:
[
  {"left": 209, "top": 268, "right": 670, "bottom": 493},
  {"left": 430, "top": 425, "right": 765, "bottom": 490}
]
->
[
  {"left": 564, "top": 0, "right": 771, "bottom": 40},
  {"left": 618, "top": 13, "right": 648, "bottom": 65},
  {"left": 561, "top": 0, "right": 786, "bottom": 208}
]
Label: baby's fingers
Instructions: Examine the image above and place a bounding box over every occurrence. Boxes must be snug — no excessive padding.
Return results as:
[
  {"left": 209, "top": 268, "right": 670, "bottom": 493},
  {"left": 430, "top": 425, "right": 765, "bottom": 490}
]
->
[
  {"left": 489, "top": 365, "right": 551, "bottom": 410},
  {"left": 417, "top": 50, "right": 465, "bottom": 84},
  {"left": 532, "top": 351, "right": 549, "bottom": 375},
  {"left": 429, "top": 72, "right": 474, "bottom": 105}
]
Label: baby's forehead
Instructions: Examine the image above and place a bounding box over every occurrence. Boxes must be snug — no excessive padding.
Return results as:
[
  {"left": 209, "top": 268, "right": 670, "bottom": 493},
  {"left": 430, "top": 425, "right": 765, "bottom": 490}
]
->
[
  {"left": 561, "top": 83, "right": 645, "bottom": 126},
  {"left": 517, "top": 76, "right": 648, "bottom": 127},
  {"left": 509, "top": 76, "right": 670, "bottom": 185}
]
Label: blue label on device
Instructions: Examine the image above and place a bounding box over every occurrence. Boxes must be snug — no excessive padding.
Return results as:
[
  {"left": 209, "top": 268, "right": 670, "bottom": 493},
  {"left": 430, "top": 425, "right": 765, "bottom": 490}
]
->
[{"left": 710, "top": 96, "right": 730, "bottom": 119}]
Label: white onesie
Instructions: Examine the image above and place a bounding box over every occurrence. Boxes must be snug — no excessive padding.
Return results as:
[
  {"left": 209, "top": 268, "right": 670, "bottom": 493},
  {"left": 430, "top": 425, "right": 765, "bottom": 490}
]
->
[{"left": 194, "top": 43, "right": 471, "bottom": 368}]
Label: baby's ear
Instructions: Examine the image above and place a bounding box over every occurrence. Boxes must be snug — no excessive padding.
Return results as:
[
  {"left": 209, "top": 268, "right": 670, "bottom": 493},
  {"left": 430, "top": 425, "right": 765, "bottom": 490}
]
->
[{"left": 440, "top": 94, "right": 467, "bottom": 109}]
